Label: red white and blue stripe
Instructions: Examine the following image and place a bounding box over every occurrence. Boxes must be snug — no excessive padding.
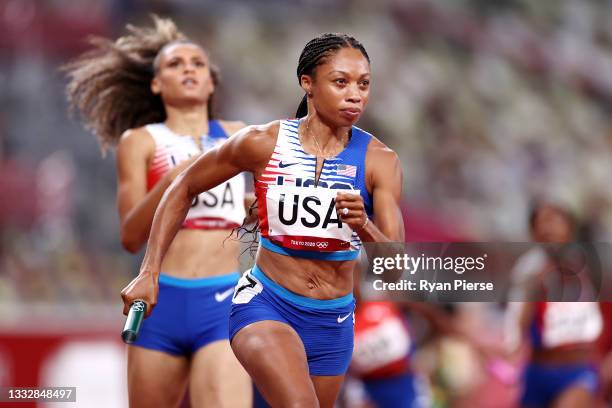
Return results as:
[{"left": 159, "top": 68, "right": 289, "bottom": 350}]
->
[{"left": 255, "top": 119, "right": 373, "bottom": 261}]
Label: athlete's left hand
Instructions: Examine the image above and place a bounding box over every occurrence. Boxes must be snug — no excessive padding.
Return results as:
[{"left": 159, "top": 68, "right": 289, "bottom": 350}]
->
[{"left": 336, "top": 191, "right": 368, "bottom": 231}]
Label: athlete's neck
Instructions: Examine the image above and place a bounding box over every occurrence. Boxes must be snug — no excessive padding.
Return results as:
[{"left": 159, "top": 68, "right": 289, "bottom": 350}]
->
[
  {"left": 164, "top": 104, "right": 209, "bottom": 137},
  {"left": 302, "top": 113, "right": 350, "bottom": 156}
]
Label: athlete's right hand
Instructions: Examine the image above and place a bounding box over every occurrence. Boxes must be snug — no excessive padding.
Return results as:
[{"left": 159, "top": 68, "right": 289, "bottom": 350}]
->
[{"left": 120, "top": 271, "right": 158, "bottom": 318}]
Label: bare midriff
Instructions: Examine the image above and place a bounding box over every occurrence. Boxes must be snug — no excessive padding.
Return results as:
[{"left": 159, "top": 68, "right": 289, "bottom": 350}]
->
[
  {"left": 532, "top": 345, "right": 597, "bottom": 365},
  {"left": 160, "top": 229, "right": 240, "bottom": 278},
  {"left": 255, "top": 246, "right": 355, "bottom": 300}
]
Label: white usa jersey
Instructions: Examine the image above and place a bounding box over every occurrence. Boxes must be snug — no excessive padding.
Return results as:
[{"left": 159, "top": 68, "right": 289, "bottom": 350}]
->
[
  {"left": 255, "top": 119, "right": 373, "bottom": 261},
  {"left": 146, "top": 122, "right": 246, "bottom": 230}
]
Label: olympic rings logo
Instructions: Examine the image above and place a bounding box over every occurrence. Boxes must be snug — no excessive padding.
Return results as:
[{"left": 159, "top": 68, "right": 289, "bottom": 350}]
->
[{"left": 316, "top": 242, "right": 329, "bottom": 249}]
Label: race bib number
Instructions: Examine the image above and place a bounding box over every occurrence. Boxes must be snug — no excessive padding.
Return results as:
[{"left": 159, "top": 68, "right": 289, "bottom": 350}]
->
[
  {"left": 352, "top": 318, "right": 411, "bottom": 374},
  {"left": 542, "top": 302, "right": 603, "bottom": 348},
  {"left": 265, "top": 185, "right": 358, "bottom": 251}
]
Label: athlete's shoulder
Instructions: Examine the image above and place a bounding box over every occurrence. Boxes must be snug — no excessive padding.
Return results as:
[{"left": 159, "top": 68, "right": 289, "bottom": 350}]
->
[
  {"left": 117, "top": 126, "right": 155, "bottom": 153},
  {"left": 366, "top": 135, "right": 399, "bottom": 163},
  {"left": 248, "top": 119, "right": 281, "bottom": 135},
  {"left": 221, "top": 120, "right": 280, "bottom": 171},
  {"left": 235, "top": 120, "right": 280, "bottom": 145},
  {"left": 115, "top": 126, "right": 156, "bottom": 169},
  {"left": 364, "top": 134, "right": 402, "bottom": 192}
]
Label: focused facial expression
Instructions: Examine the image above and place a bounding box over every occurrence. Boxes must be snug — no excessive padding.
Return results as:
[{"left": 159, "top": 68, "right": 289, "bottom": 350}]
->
[
  {"left": 532, "top": 205, "right": 574, "bottom": 243},
  {"left": 151, "top": 43, "right": 214, "bottom": 107},
  {"left": 302, "top": 47, "right": 370, "bottom": 126}
]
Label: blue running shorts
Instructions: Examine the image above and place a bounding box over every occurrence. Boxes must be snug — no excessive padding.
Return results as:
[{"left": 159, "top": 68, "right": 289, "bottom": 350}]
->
[
  {"left": 229, "top": 265, "right": 355, "bottom": 376},
  {"left": 520, "top": 362, "right": 599, "bottom": 407},
  {"left": 364, "top": 372, "right": 423, "bottom": 408},
  {"left": 131, "top": 272, "right": 240, "bottom": 356}
]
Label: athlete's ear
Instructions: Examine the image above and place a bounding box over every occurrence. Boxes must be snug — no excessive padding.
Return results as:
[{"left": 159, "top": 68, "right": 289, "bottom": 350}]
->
[
  {"left": 300, "top": 74, "right": 313, "bottom": 96},
  {"left": 151, "top": 76, "right": 161, "bottom": 95}
]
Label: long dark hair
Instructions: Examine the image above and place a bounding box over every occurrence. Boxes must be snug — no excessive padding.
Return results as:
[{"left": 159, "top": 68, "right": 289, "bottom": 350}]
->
[
  {"left": 295, "top": 33, "right": 370, "bottom": 118},
  {"left": 63, "top": 15, "right": 219, "bottom": 155}
]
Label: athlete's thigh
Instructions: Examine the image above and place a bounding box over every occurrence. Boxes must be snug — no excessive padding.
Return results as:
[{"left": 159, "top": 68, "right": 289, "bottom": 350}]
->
[
  {"left": 231, "top": 320, "right": 318, "bottom": 407},
  {"left": 553, "top": 385, "right": 597, "bottom": 408},
  {"left": 311, "top": 375, "right": 346, "bottom": 408},
  {"left": 127, "top": 346, "right": 189, "bottom": 408},
  {"left": 189, "top": 339, "right": 252, "bottom": 408}
]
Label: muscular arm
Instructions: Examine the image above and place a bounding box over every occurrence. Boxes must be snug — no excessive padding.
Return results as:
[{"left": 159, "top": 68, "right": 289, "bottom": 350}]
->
[
  {"left": 336, "top": 140, "right": 405, "bottom": 285},
  {"left": 362, "top": 145, "right": 405, "bottom": 242},
  {"left": 121, "top": 122, "right": 277, "bottom": 315},
  {"left": 140, "top": 123, "right": 275, "bottom": 277},
  {"left": 219, "top": 120, "right": 259, "bottom": 223},
  {"left": 336, "top": 140, "right": 404, "bottom": 243},
  {"left": 116, "top": 128, "right": 188, "bottom": 253}
]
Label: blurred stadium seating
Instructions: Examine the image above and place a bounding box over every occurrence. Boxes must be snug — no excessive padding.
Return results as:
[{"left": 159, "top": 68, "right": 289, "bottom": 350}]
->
[{"left": 2, "top": 0, "right": 612, "bottom": 406}]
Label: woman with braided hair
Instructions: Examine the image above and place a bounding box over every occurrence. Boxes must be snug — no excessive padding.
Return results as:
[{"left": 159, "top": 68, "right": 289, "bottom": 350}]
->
[
  {"left": 121, "top": 32, "right": 405, "bottom": 407},
  {"left": 64, "top": 16, "right": 252, "bottom": 408}
]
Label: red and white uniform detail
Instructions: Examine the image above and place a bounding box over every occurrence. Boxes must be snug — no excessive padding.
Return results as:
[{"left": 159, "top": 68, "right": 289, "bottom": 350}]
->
[
  {"left": 145, "top": 123, "right": 246, "bottom": 230},
  {"left": 255, "top": 120, "right": 361, "bottom": 254},
  {"left": 352, "top": 301, "right": 412, "bottom": 379},
  {"left": 534, "top": 302, "right": 603, "bottom": 349}
]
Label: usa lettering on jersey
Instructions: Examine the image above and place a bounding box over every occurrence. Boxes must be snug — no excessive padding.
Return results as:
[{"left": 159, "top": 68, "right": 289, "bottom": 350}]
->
[{"left": 266, "top": 186, "right": 359, "bottom": 251}]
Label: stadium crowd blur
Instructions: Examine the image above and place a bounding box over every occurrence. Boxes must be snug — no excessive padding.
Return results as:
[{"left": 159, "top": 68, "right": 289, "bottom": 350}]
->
[{"left": 2, "top": 0, "right": 612, "bottom": 406}]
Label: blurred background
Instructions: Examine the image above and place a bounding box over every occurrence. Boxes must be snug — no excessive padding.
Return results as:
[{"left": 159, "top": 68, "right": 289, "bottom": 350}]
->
[{"left": 1, "top": 0, "right": 612, "bottom": 406}]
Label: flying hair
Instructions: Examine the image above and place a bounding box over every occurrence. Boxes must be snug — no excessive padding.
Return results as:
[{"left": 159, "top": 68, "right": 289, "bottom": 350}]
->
[{"left": 63, "top": 15, "right": 219, "bottom": 155}]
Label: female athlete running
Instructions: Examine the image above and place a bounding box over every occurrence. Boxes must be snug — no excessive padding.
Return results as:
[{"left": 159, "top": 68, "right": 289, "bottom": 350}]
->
[
  {"left": 508, "top": 202, "right": 603, "bottom": 408},
  {"left": 65, "top": 16, "right": 252, "bottom": 408},
  {"left": 121, "top": 32, "right": 405, "bottom": 407}
]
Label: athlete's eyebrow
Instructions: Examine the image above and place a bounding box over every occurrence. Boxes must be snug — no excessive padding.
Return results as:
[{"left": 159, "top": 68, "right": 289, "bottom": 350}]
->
[
  {"left": 166, "top": 55, "right": 186, "bottom": 63},
  {"left": 327, "top": 70, "right": 370, "bottom": 78}
]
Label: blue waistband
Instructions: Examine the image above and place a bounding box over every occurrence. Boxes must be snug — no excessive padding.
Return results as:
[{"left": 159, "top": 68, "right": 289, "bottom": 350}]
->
[
  {"left": 251, "top": 265, "right": 354, "bottom": 309},
  {"left": 260, "top": 237, "right": 359, "bottom": 261},
  {"left": 159, "top": 272, "right": 240, "bottom": 288}
]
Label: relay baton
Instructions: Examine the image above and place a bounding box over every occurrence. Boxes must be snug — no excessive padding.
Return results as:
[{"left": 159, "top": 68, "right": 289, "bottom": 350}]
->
[{"left": 121, "top": 300, "right": 147, "bottom": 344}]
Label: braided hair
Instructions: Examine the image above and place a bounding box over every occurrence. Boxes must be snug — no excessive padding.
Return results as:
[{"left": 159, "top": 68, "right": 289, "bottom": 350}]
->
[
  {"left": 295, "top": 33, "right": 370, "bottom": 118},
  {"left": 63, "top": 15, "right": 219, "bottom": 155},
  {"left": 233, "top": 34, "right": 371, "bottom": 257}
]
